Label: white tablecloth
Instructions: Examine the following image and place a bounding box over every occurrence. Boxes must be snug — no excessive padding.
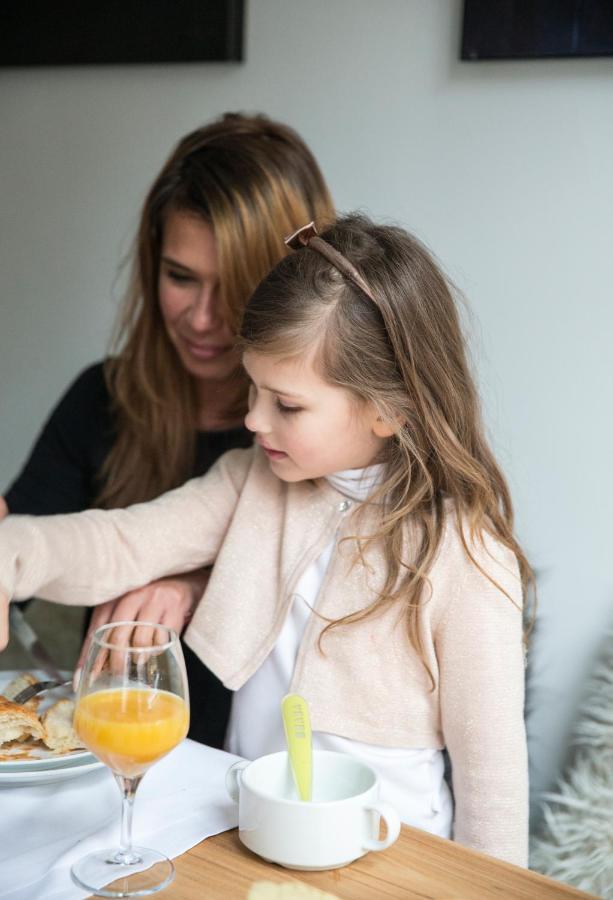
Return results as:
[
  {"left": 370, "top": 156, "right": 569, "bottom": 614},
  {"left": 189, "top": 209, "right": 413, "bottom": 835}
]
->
[{"left": 0, "top": 740, "right": 240, "bottom": 900}]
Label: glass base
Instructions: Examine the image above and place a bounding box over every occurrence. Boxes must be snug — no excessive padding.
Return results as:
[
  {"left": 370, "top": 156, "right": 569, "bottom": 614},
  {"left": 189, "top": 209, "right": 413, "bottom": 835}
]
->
[{"left": 71, "top": 846, "right": 175, "bottom": 898}]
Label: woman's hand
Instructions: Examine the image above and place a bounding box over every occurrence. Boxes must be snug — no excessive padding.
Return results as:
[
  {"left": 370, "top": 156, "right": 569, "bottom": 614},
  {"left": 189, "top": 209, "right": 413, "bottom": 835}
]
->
[{"left": 75, "top": 570, "right": 210, "bottom": 680}]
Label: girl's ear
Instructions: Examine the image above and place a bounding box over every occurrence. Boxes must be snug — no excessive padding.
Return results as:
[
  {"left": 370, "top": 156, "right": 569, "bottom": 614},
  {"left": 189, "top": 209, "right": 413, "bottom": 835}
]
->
[{"left": 372, "top": 415, "right": 401, "bottom": 438}]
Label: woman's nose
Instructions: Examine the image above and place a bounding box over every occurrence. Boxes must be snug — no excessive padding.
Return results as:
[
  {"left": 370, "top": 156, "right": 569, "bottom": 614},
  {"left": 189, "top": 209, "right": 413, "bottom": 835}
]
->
[{"left": 186, "top": 287, "right": 221, "bottom": 331}]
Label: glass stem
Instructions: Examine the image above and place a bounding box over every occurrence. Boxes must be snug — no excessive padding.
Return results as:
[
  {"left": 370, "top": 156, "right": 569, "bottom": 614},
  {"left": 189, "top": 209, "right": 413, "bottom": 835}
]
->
[{"left": 114, "top": 774, "right": 143, "bottom": 865}]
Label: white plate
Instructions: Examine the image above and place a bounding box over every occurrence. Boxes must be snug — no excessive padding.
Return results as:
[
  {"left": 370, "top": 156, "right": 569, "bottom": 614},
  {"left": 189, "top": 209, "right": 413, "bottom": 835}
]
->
[
  {"left": 0, "top": 756, "right": 106, "bottom": 786},
  {"left": 0, "top": 746, "right": 95, "bottom": 770},
  {"left": 0, "top": 669, "right": 102, "bottom": 782}
]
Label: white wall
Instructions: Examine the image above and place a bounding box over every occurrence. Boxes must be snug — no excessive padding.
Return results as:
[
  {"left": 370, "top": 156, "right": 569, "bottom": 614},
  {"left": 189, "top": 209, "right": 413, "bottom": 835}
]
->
[{"left": 1, "top": 0, "right": 612, "bottom": 823}]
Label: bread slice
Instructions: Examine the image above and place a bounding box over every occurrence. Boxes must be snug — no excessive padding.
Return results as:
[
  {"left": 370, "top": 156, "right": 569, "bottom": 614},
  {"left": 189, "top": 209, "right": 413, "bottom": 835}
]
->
[
  {"left": 0, "top": 696, "right": 45, "bottom": 745},
  {"left": 2, "top": 672, "right": 41, "bottom": 711},
  {"left": 41, "top": 698, "right": 85, "bottom": 752},
  {"left": 3, "top": 672, "right": 37, "bottom": 700}
]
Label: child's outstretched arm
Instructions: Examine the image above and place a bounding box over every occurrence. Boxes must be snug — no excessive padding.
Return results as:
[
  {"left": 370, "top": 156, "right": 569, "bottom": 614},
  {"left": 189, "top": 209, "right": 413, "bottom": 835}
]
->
[
  {"left": 0, "top": 591, "right": 8, "bottom": 650},
  {"left": 435, "top": 531, "right": 528, "bottom": 867},
  {"left": 0, "top": 448, "right": 251, "bottom": 620}
]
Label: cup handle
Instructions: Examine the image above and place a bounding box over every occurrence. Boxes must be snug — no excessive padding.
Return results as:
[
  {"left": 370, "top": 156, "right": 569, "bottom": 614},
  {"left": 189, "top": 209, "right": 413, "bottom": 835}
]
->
[
  {"left": 225, "top": 759, "right": 249, "bottom": 803},
  {"left": 362, "top": 801, "right": 401, "bottom": 852}
]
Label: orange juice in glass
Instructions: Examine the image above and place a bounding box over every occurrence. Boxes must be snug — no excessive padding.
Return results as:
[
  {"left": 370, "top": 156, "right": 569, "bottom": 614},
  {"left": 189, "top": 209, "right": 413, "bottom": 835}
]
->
[
  {"left": 71, "top": 621, "right": 190, "bottom": 898},
  {"left": 75, "top": 687, "right": 189, "bottom": 777}
]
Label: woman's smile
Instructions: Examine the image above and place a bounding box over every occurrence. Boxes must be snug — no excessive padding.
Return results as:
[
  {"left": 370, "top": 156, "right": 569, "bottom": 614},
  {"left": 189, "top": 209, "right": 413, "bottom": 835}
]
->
[{"left": 181, "top": 339, "right": 233, "bottom": 361}]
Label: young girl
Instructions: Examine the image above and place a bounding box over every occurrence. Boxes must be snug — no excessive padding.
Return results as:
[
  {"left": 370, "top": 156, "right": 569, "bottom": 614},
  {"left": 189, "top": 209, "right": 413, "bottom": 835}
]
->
[{"left": 0, "top": 214, "right": 530, "bottom": 866}]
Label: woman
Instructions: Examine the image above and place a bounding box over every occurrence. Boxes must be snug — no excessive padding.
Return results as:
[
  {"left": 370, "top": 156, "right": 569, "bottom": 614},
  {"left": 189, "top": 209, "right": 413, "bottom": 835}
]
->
[{"left": 1, "top": 111, "right": 335, "bottom": 746}]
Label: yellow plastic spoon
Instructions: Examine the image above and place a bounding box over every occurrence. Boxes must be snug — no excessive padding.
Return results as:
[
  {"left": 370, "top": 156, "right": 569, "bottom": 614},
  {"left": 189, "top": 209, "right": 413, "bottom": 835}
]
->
[{"left": 281, "top": 693, "right": 313, "bottom": 801}]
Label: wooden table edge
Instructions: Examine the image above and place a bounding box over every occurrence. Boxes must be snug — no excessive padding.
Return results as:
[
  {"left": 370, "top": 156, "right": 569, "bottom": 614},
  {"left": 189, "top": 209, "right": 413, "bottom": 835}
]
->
[{"left": 156, "top": 825, "right": 596, "bottom": 899}]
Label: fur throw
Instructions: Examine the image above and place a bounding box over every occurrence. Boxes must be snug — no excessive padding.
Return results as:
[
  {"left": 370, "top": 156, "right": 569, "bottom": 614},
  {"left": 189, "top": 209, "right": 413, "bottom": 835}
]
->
[{"left": 530, "top": 628, "right": 613, "bottom": 897}]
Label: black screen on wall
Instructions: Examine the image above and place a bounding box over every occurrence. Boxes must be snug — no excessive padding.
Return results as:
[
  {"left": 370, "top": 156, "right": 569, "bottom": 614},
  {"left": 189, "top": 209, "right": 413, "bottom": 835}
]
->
[
  {"left": 0, "top": 0, "right": 245, "bottom": 66},
  {"left": 461, "top": 0, "right": 613, "bottom": 59}
]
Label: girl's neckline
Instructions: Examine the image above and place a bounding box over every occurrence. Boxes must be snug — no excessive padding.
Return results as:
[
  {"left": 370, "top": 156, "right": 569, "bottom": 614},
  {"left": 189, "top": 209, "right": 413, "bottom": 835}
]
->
[{"left": 325, "top": 463, "right": 385, "bottom": 502}]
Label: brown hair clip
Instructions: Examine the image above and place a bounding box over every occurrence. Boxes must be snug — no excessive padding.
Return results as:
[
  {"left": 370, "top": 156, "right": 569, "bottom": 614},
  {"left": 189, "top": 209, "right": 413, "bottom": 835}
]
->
[{"left": 285, "top": 222, "right": 376, "bottom": 304}]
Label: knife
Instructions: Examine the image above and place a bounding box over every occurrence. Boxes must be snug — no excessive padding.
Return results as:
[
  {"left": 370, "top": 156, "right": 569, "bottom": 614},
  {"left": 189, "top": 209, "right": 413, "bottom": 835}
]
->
[{"left": 8, "top": 604, "right": 64, "bottom": 681}]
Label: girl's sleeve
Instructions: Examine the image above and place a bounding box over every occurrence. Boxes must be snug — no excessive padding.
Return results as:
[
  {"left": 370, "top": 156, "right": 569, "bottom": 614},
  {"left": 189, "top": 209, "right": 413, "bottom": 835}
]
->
[
  {"left": 0, "top": 448, "right": 253, "bottom": 608},
  {"left": 435, "top": 534, "right": 528, "bottom": 867}
]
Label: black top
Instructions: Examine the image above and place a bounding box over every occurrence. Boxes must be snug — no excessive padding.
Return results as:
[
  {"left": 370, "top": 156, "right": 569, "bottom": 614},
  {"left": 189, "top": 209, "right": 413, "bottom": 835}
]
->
[
  {"left": 5, "top": 362, "right": 252, "bottom": 514},
  {"left": 5, "top": 362, "right": 253, "bottom": 748}
]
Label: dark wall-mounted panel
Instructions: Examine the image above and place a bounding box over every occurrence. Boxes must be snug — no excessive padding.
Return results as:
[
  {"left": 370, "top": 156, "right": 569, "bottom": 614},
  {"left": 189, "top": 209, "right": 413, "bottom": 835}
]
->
[
  {"left": 1, "top": 0, "right": 244, "bottom": 66},
  {"left": 462, "top": 0, "right": 613, "bottom": 60}
]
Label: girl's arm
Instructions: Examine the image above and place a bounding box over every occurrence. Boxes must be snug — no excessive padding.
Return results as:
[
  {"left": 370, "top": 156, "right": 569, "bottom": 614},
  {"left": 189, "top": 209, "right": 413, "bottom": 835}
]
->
[
  {"left": 0, "top": 488, "right": 7, "bottom": 646},
  {"left": 0, "top": 448, "right": 252, "bottom": 613},
  {"left": 0, "top": 591, "right": 7, "bottom": 650},
  {"left": 435, "top": 533, "right": 528, "bottom": 867}
]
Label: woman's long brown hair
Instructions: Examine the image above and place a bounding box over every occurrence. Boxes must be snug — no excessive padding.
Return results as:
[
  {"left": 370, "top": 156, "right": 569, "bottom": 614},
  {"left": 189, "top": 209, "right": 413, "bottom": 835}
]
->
[
  {"left": 96, "top": 113, "right": 334, "bottom": 508},
  {"left": 240, "top": 214, "right": 534, "bottom": 681}
]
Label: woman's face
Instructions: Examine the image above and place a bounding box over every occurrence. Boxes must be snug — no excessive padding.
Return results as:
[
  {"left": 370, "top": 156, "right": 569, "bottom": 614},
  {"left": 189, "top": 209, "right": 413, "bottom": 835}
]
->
[{"left": 159, "top": 210, "right": 239, "bottom": 386}]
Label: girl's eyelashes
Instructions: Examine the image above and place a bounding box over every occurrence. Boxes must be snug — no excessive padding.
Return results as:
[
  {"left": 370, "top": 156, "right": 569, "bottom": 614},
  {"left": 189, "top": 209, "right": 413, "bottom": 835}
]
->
[
  {"left": 245, "top": 380, "right": 300, "bottom": 415},
  {"left": 275, "top": 398, "right": 302, "bottom": 415}
]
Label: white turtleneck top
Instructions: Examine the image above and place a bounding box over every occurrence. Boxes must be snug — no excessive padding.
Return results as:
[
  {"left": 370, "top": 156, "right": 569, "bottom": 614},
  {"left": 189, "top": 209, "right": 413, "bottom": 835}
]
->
[{"left": 224, "top": 465, "right": 453, "bottom": 838}]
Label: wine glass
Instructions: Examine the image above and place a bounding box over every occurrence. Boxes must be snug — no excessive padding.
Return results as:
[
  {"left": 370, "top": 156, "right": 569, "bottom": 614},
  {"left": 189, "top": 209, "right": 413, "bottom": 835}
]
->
[{"left": 70, "top": 620, "right": 190, "bottom": 898}]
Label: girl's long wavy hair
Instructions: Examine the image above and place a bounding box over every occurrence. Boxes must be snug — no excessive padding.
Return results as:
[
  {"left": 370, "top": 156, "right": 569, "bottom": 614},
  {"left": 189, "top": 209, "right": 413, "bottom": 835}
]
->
[
  {"left": 96, "top": 112, "right": 335, "bottom": 508},
  {"left": 240, "top": 214, "right": 534, "bottom": 680}
]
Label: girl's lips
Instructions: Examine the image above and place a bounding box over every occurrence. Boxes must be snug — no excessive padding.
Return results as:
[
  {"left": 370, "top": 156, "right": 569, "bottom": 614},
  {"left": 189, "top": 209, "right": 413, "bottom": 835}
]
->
[{"left": 258, "top": 442, "right": 288, "bottom": 460}]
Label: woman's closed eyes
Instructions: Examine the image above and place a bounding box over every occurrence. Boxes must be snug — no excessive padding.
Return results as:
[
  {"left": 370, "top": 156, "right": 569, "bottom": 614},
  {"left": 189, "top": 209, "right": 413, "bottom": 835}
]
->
[{"left": 166, "top": 269, "right": 196, "bottom": 285}]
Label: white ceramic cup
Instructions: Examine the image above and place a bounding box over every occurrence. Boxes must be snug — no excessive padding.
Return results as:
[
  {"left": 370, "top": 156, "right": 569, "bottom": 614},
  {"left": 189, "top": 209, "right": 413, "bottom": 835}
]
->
[{"left": 226, "top": 750, "right": 400, "bottom": 870}]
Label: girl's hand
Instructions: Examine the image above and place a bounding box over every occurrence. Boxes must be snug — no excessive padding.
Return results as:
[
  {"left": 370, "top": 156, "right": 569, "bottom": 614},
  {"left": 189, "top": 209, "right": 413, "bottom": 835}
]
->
[
  {"left": 1, "top": 500, "right": 10, "bottom": 649},
  {"left": 74, "top": 570, "right": 210, "bottom": 684},
  {"left": 0, "top": 592, "right": 9, "bottom": 651}
]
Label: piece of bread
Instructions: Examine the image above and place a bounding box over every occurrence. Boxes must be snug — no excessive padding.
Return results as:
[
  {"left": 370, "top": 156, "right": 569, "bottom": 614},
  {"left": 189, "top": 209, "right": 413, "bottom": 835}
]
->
[
  {"left": 2, "top": 672, "right": 41, "bottom": 711},
  {"left": 0, "top": 696, "right": 45, "bottom": 745},
  {"left": 41, "top": 698, "right": 85, "bottom": 752},
  {"left": 248, "top": 883, "right": 340, "bottom": 900},
  {"left": 3, "top": 672, "right": 37, "bottom": 700}
]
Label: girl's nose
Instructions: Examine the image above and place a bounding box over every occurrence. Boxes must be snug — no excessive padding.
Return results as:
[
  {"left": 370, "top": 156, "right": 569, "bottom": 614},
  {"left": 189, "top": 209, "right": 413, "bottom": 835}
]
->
[{"left": 244, "top": 399, "right": 270, "bottom": 435}]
